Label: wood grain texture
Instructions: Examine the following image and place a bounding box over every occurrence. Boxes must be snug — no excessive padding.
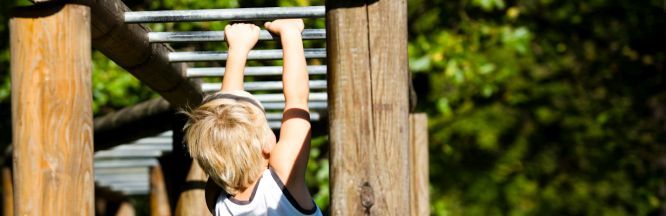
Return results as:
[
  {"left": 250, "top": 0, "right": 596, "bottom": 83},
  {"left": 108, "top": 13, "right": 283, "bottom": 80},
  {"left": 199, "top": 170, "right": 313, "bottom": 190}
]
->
[
  {"left": 10, "top": 4, "right": 94, "bottom": 215},
  {"left": 367, "top": 0, "right": 411, "bottom": 214},
  {"left": 151, "top": 165, "right": 172, "bottom": 216},
  {"left": 327, "top": 0, "right": 410, "bottom": 215},
  {"left": 175, "top": 161, "right": 211, "bottom": 216},
  {"left": 409, "top": 114, "right": 429, "bottom": 216},
  {"left": 2, "top": 166, "right": 14, "bottom": 216}
]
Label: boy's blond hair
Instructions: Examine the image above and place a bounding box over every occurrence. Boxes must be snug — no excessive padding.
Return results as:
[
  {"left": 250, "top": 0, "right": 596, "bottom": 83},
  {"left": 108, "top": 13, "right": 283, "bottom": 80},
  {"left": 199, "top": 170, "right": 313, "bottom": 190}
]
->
[{"left": 183, "top": 91, "right": 270, "bottom": 195}]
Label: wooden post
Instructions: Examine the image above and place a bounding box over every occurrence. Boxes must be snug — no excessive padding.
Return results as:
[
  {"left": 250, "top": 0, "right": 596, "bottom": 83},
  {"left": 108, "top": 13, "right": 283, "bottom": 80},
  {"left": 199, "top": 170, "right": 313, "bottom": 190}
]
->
[
  {"left": 2, "top": 165, "right": 14, "bottom": 216},
  {"left": 327, "top": 0, "right": 410, "bottom": 215},
  {"left": 409, "top": 114, "right": 429, "bottom": 216},
  {"left": 175, "top": 161, "right": 211, "bottom": 216},
  {"left": 151, "top": 165, "right": 172, "bottom": 216},
  {"left": 10, "top": 3, "right": 93, "bottom": 215}
]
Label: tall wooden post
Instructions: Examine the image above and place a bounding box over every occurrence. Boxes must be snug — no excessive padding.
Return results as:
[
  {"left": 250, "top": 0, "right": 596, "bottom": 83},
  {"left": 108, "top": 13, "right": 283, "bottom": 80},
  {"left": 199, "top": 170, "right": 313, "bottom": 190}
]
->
[
  {"left": 150, "top": 165, "right": 172, "bottom": 216},
  {"left": 327, "top": 0, "right": 410, "bottom": 215},
  {"left": 10, "top": 4, "right": 93, "bottom": 215},
  {"left": 2, "top": 165, "right": 14, "bottom": 216}
]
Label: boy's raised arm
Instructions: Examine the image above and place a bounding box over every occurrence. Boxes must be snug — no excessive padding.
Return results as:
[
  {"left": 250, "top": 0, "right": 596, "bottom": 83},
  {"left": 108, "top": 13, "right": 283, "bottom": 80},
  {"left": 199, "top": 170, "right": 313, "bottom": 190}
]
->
[
  {"left": 221, "top": 23, "right": 260, "bottom": 91},
  {"left": 264, "top": 19, "right": 315, "bottom": 210}
]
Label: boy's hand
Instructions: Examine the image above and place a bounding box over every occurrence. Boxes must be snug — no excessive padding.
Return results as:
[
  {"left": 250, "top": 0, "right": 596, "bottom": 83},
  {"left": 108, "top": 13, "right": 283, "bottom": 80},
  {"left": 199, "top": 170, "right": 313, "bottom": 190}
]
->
[
  {"left": 225, "top": 23, "right": 260, "bottom": 53},
  {"left": 263, "top": 19, "right": 304, "bottom": 36}
]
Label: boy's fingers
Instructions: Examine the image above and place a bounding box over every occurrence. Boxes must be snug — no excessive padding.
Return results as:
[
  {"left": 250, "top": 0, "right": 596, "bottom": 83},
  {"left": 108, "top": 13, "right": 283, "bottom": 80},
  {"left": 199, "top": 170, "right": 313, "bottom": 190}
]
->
[{"left": 264, "top": 21, "right": 271, "bottom": 28}]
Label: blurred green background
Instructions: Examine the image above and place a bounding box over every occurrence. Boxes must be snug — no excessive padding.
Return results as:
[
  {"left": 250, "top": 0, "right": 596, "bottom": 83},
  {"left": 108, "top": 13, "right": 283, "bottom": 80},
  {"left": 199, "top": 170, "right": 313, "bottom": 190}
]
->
[{"left": 0, "top": 0, "right": 664, "bottom": 215}]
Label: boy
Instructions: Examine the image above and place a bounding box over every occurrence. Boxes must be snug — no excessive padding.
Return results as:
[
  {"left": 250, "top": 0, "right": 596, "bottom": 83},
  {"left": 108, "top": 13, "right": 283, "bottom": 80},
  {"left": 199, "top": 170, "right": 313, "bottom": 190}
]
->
[{"left": 183, "top": 19, "right": 322, "bottom": 216}]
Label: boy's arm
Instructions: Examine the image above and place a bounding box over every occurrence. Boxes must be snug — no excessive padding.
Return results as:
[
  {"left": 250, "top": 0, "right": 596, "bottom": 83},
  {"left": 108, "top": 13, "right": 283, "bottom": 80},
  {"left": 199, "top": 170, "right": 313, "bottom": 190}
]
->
[
  {"left": 264, "top": 20, "right": 315, "bottom": 209},
  {"left": 221, "top": 23, "right": 260, "bottom": 91}
]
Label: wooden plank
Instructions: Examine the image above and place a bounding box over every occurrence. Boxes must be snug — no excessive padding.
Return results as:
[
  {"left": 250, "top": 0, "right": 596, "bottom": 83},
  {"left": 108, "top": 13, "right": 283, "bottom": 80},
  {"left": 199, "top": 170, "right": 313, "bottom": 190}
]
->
[
  {"left": 327, "top": 0, "right": 410, "bottom": 215},
  {"left": 150, "top": 165, "right": 172, "bottom": 216},
  {"left": 2, "top": 166, "right": 13, "bottom": 216},
  {"left": 10, "top": 4, "right": 94, "bottom": 215},
  {"left": 409, "top": 114, "right": 429, "bottom": 216},
  {"left": 94, "top": 98, "right": 173, "bottom": 151},
  {"left": 175, "top": 161, "right": 211, "bottom": 216}
]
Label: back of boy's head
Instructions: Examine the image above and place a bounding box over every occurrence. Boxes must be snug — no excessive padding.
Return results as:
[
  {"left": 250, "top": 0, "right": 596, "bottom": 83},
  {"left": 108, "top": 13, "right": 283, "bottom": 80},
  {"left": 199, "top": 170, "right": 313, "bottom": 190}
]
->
[{"left": 183, "top": 90, "right": 270, "bottom": 195}]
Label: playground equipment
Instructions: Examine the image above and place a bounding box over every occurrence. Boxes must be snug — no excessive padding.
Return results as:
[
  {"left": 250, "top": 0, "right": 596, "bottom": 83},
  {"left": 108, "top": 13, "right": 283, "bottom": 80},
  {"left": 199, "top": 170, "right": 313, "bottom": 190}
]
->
[{"left": 7, "top": 1, "right": 428, "bottom": 215}]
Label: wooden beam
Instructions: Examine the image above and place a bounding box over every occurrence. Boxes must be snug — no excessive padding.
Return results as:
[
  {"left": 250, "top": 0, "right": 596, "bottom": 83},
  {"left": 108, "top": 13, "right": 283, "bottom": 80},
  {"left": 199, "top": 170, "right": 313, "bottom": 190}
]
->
[
  {"left": 175, "top": 161, "right": 211, "bottom": 216},
  {"left": 94, "top": 98, "right": 173, "bottom": 151},
  {"left": 10, "top": 3, "right": 94, "bottom": 215},
  {"left": 85, "top": 0, "right": 203, "bottom": 109},
  {"left": 327, "top": 0, "right": 410, "bottom": 215},
  {"left": 409, "top": 114, "right": 429, "bottom": 216},
  {"left": 2, "top": 166, "right": 13, "bottom": 216},
  {"left": 150, "top": 165, "right": 172, "bottom": 216}
]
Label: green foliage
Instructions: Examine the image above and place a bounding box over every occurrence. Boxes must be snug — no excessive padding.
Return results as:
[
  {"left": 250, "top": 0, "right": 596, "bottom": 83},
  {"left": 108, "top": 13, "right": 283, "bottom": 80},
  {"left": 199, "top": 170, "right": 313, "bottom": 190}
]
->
[{"left": 409, "top": 0, "right": 665, "bottom": 215}]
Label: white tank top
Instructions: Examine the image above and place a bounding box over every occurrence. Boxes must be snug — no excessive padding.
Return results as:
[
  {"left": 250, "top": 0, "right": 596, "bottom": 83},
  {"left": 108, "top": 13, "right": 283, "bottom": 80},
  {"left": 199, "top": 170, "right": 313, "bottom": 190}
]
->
[{"left": 214, "top": 168, "right": 323, "bottom": 216}]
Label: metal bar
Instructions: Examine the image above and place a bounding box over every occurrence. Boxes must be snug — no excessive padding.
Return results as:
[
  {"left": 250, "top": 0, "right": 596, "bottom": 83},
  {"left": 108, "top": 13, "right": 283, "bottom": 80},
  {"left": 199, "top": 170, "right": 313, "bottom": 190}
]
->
[
  {"left": 266, "top": 112, "right": 320, "bottom": 121},
  {"left": 262, "top": 101, "right": 328, "bottom": 110},
  {"left": 95, "top": 167, "right": 149, "bottom": 175},
  {"left": 201, "top": 80, "right": 327, "bottom": 92},
  {"left": 187, "top": 65, "right": 327, "bottom": 78},
  {"left": 169, "top": 48, "right": 326, "bottom": 62},
  {"left": 94, "top": 159, "right": 159, "bottom": 169},
  {"left": 96, "top": 174, "right": 149, "bottom": 183},
  {"left": 130, "top": 137, "right": 172, "bottom": 144},
  {"left": 125, "top": 6, "right": 325, "bottom": 23},
  {"left": 269, "top": 121, "right": 281, "bottom": 129},
  {"left": 112, "top": 185, "right": 150, "bottom": 192},
  {"left": 149, "top": 29, "right": 326, "bottom": 43},
  {"left": 251, "top": 92, "right": 327, "bottom": 102},
  {"left": 94, "top": 149, "right": 163, "bottom": 159},
  {"left": 113, "top": 144, "right": 172, "bottom": 152}
]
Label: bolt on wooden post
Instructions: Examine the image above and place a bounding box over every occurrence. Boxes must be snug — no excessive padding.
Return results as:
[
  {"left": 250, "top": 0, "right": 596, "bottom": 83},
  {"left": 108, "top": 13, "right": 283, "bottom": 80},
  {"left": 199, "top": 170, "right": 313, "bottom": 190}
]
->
[{"left": 10, "top": 3, "right": 93, "bottom": 215}]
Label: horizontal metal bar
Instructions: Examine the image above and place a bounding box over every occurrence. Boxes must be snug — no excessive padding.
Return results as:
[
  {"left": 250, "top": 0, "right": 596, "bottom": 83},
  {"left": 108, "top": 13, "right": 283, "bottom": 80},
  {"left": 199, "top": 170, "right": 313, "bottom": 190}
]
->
[
  {"left": 201, "top": 80, "right": 327, "bottom": 92},
  {"left": 110, "top": 184, "right": 150, "bottom": 192},
  {"left": 94, "top": 149, "right": 163, "bottom": 159},
  {"left": 150, "top": 29, "right": 325, "bottom": 43},
  {"left": 129, "top": 137, "right": 172, "bottom": 144},
  {"left": 95, "top": 167, "right": 149, "bottom": 175},
  {"left": 269, "top": 121, "right": 281, "bottom": 129},
  {"left": 266, "top": 112, "right": 320, "bottom": 121},
  {"left": 114, "top": 144, "right": 172, "bottom": 152},
  {"left": 96, "top": 174, "right": 149, "bottom": 183},
  {"left": 94, "top": 159, "right": 159, "bottom": 169},
  {"left": 249, "top": 92, "right": 327, "bottom": 102},
  {"left": 262, "top": 101, "right": 328, "bottom": 110},
  {"left": 125, "top": 6, "right": 325, "bottom": 23},
  {"left": 187, "top": 65, "right": 327, "bottom": 78},
  {"left": 169, "top": 48, "right": 326, "bottom": 62}
]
